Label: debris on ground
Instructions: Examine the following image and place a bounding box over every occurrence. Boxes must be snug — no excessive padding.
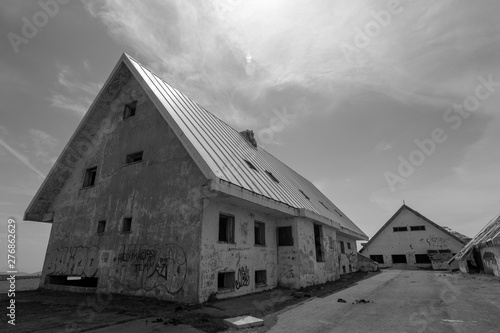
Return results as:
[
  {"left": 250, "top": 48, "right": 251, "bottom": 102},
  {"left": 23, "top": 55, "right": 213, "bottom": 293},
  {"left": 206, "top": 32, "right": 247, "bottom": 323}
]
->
[
  {"left": 165, "top": 318, "right": 182, "bottom": 326},
  {"left": 353, "top": 299, "right": 373, "bottom": 304},
  {"left": 152, "top": 318, "right": 164, "bottom": 323},
  {"left": 337, "top": 298, "right": 347, "bottom": 303}
]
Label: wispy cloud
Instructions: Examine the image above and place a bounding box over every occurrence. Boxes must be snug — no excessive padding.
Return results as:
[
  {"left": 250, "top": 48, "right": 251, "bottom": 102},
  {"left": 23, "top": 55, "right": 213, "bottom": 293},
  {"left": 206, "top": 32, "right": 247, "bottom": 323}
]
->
[
  {"left": 50, "top": 63, "right": 102, "bottom": 115},
  {"left": 29, "top": 129, "right": 59, "bottom": 164},
  {"left": 0, "top": 138, "right": 45, "bottom": 179}
]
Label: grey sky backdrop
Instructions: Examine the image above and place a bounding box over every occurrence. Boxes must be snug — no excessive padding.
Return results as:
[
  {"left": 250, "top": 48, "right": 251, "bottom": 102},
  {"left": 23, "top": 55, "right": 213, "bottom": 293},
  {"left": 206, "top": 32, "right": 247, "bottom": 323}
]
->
[{"left": 1, "top": 0, "right": 500, "bottom": 273}]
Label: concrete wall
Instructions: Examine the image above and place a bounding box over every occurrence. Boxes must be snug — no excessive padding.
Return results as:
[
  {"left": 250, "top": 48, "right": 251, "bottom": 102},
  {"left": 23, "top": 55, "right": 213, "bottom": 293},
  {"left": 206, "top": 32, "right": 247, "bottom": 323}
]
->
[
  {"left": 40, "top": 66, "right": 207, "bottom": 303},
  {"left": 362, "top": 208, "right": 464, "bottom": 269},
  {"left": 198, "top": 198, "right": 280, "bottom": 302},
  {"left": 337, "top": 234, "right": 358, "bottom": 274},
  {"left": 479, "top": 245, "right": 500, "bottom": 277},
  {"left": 296, "top": 219, "right": 339, "bottom": 288},
  {"left": 357, "top": 253, "right": 379, "bottom": 272}
]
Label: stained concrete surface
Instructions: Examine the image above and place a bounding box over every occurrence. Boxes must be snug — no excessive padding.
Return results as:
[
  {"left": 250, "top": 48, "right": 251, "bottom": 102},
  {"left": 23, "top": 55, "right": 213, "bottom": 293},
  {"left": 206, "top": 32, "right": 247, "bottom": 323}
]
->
[{"left": 264, "top": 269, "right": 500, "bottom": 333}]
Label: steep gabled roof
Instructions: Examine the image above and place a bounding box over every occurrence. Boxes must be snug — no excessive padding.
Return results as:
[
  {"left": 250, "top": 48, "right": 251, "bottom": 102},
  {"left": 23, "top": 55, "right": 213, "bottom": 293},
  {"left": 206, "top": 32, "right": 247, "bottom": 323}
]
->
[
  {"left": 360, "top": 204, "right": 467, "bottom": 252},
  {"left": 25, "top": 53, "right": 367, "bottom": 240},
  {"left": 452, "top": 211, "right": 500, "bottom": 261}
]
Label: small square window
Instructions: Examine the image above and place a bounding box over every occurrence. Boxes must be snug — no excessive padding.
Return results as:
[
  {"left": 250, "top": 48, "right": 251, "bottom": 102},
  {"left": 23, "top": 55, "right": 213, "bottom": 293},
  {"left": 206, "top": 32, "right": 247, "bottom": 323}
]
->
[
  {"left": 97, "top": 220, "right": 106, "bottom": 234},
  {"left": 218, "top": 272, "right": 235, "bottom": 291},
  {"left": 393, "top": 226, "right": 408, "bottom": 232},
  {"left": 277, "top": 226, "right": 293, "bottom": 246},
  {"left": 82, "top": 167, "right": 97, "bottom": 188},
  {"left": 125, "top": 151, "right": 143, "bottom": 164},
  {"left": 255, "top": 221, "right": 266, "bottom": 246},
  {"left": 255, "top": 270, "right": 267, "bottom": 286},
  {"left": 219, "top": 213, "right": 235, "bottom": 243},
  {"left": 122, "top": 217, "right": 132, "bottom": 232},
  {"left": 123, "top": 100, "right": 137, "bottom": 119},
  {"left": 415, "top": 254, "right": 431, "bottom": 264},
  {"left": 340, "top": 241, "right": 345, "bottom": 254}
]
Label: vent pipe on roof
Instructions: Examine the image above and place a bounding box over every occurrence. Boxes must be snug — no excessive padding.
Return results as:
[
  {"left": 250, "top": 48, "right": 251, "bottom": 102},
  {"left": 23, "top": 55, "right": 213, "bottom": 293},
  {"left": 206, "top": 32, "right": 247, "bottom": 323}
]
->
[{"left": 240, "top": 129, "right": 257, "bottom": 148}]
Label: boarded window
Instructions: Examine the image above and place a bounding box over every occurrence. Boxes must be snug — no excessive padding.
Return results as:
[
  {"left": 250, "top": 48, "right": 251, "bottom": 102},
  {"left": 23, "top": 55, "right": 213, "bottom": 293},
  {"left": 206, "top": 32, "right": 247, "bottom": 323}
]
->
[
  {"left": 277, "top": 226, "right": 293, "bottom": 246},
  {"left": 410, "top": 225, "right": 426, "bottom": 231},
  {"left": 370, "top": 255, "right": 384, "bottom": 264},
  {"left": 340, "top": 241, "right": 345, "bottom": 254},
  {"left": 123, "top": 100, "right": 137, "bottom": 119},
  {"left": 97, "top": 220, "right": 106, "bottom": 234},
  {"left": 255, "top": 270, "right": 266, "bottom": 286},
  {"left": 125, "top": 151, "right": 143, "bottom": 164},
  {"left": 393, "top": 227, "right": 408, "bottom": 232},
  {"left": 82, "top": 167, "right": 97, "bottom": 187},
  {"left": 254, "top": 221, "right": 265, "bottom": 246},
  {"left": 218, "top": 272, "right": 235, "bottom": 290},
  {"left": 219, "top": 214, "right": 235, "bottom": 243},
  {"left": 392, "top": 254, "right": 407, "bottom": 263},
  {"left": 314, "top": 224, "right": 324, "bottom": 262},
  {"left": 122, "top": 217, "right": 132, "bottom": 232},
  {"left": 415, "top": 254, "right": 431, "bottom": 264}
]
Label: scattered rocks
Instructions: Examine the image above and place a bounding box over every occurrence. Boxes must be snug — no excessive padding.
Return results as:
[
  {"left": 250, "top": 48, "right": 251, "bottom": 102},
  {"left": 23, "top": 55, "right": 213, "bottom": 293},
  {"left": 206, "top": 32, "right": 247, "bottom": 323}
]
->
[
  {"left": 353, "top": 299, "right": 373, "bottom": 304},
  {"left": 337, "top": 298, "right": 347, "bottom": 303}
]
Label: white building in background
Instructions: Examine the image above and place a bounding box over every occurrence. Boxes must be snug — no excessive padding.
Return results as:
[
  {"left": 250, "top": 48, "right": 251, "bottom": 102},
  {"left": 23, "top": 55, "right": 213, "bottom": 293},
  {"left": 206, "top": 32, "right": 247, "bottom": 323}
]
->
[{"left": 360, "top": 204, "right": 469, "bottom": 270}]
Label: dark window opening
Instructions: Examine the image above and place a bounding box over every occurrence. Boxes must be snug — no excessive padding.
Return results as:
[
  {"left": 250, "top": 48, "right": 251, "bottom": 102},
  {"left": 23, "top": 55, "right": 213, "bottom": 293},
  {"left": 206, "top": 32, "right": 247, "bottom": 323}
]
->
[
  {"left": 349, "top": 264, "right": 352, "bottom": 272},
  {"left": 393, "top": 226, "right": 408, "bottom": 232},
  {"left": 82, "top": 167, "right": 97, "bottom": 188},
  {"left": 277, "top": 226, "right": 293, "bottom": 246},
  {"left": 340, "top": 241, "right": 345, "bottom": 254},
  {"left": 125, "top": 151, "right": 143, "bottom": 164},
  {"left": 49, "top": 275, "right": 98, "bottom": 287},
  {"left": 218, "top": 272, "right": 235, "bottom": 290},
  {"left": 255, "top": 221, "right": 266, "bottom": 246},
  {"left": 415, "top": 254, "right": 431, "bottom": 264},
  {"left": 347, "top": 242, "right": 351, "bottom": 250},
  {"left": 255, "top": 270, "right": 266, "bottom": 286},
  {"left": 299, "top": 189, "right": 310, "bottom": 200},
  {"left": 314, "top": 224, "right": 324, "bottom": 262},
  {"left": 370, "top": 255, "right": 384, "bottom": 264},
  {"left": 123, "top": 100, "right": 137, "bottom": 119},
  {"left": 265, "top": 170, "right": 279, "bottom": 183},
  {"left": 342, "top": 265, "right": 346, "bottom": 274},
  {"left": 410, "top": 225, "right": 426, "bottom": 231},
  {"left": 122, "top": 217, "right": 132, "bottom": 232},
  {"left": 438, "top": 249, "right": 452, "bottom": 253},
  {"left": 392, "top": 254, "right": 407, "bottom": 264},
  {"left": 97, "top": 220, "right": 106, "bottom": 234},
  {"left": 244, "top": 159, "right": 258, "bottom": 171},
  {"left": 219, "top": 214, "right": 235, "bottom": 243}
]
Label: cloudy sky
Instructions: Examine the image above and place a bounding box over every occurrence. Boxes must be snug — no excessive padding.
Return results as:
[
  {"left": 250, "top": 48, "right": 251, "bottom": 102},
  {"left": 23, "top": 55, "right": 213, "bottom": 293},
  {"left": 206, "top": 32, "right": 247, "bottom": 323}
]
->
[{"left": 1, "top": 0, "right": 500, "bottom": 273}]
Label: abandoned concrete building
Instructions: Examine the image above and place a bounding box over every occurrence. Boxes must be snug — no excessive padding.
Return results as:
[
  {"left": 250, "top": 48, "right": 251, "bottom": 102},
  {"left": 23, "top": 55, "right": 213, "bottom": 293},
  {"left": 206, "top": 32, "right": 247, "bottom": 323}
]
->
[
  {"left": 360, "top": 204, "right": 469, "bottom": 270},
  {"left": 450, "top": 211, "right": 500, "bottom": 276},
  {"left": 24, "top": 53, "right": 368, "bottom": 304}
]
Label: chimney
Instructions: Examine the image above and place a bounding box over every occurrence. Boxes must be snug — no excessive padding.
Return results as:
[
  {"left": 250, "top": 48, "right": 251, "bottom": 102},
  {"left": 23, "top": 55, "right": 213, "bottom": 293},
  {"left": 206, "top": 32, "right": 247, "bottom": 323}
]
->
[{"left": 239, "top": 129, "right": 257, "bottom": 148}]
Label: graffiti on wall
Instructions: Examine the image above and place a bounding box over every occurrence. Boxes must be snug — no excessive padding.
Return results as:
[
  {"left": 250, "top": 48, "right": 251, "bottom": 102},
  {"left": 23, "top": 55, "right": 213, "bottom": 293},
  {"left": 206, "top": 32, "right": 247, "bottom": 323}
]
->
[
  {"left": 115, "top": 243, "right": 187, "bottom": 295},
  {"left": 235, "top": 265, "right": 250, "bottom": 289},
  {"left": 426, "top": 236, "right": 448, "bottom": 248},
  {"left": 46, "top": 246, "right": 99, "bottom": 277}
]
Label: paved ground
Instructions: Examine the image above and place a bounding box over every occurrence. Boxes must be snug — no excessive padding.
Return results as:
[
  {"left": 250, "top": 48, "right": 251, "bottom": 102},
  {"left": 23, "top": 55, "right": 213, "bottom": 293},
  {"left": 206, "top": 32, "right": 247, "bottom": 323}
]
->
[{"left": 263, "top": 270, "right": 500, "bottom": 333}]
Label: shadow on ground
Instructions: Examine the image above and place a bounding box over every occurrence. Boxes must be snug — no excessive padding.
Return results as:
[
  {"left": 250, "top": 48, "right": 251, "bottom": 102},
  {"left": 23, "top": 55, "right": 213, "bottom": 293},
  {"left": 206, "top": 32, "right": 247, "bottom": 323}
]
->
[{"left": 3, "top": 271, "right": 380, "bottom": 332}]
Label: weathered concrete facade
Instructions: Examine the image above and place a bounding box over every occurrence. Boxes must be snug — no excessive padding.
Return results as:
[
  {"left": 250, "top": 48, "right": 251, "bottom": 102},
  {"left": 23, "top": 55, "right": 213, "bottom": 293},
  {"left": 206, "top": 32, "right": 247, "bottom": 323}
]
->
[
  {"left": 26, "top": 54, "right": 367, "bottom": 304},
  {"left": 361, "top": 205, "right": 466, "bottom": 270},
  {"left": 39, "top": 66, "right": 207, "bottom": 303}
]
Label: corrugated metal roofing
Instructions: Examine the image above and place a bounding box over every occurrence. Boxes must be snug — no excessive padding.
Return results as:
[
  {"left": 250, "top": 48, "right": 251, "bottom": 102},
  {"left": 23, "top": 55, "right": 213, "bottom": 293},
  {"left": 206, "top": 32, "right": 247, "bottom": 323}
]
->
[
  {"left": 125, "top": 54, "right": 366, "bottom": 238},
  {"left": 453, "top": 211, "right": 500, "bottom": 261}
]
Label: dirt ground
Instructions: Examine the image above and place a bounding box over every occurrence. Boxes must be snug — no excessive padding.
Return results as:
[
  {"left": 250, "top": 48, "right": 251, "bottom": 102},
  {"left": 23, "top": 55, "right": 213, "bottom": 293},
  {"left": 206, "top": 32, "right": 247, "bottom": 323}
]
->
[{"left": 2, "top": 271, "right": 378, "bottom": 332}]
